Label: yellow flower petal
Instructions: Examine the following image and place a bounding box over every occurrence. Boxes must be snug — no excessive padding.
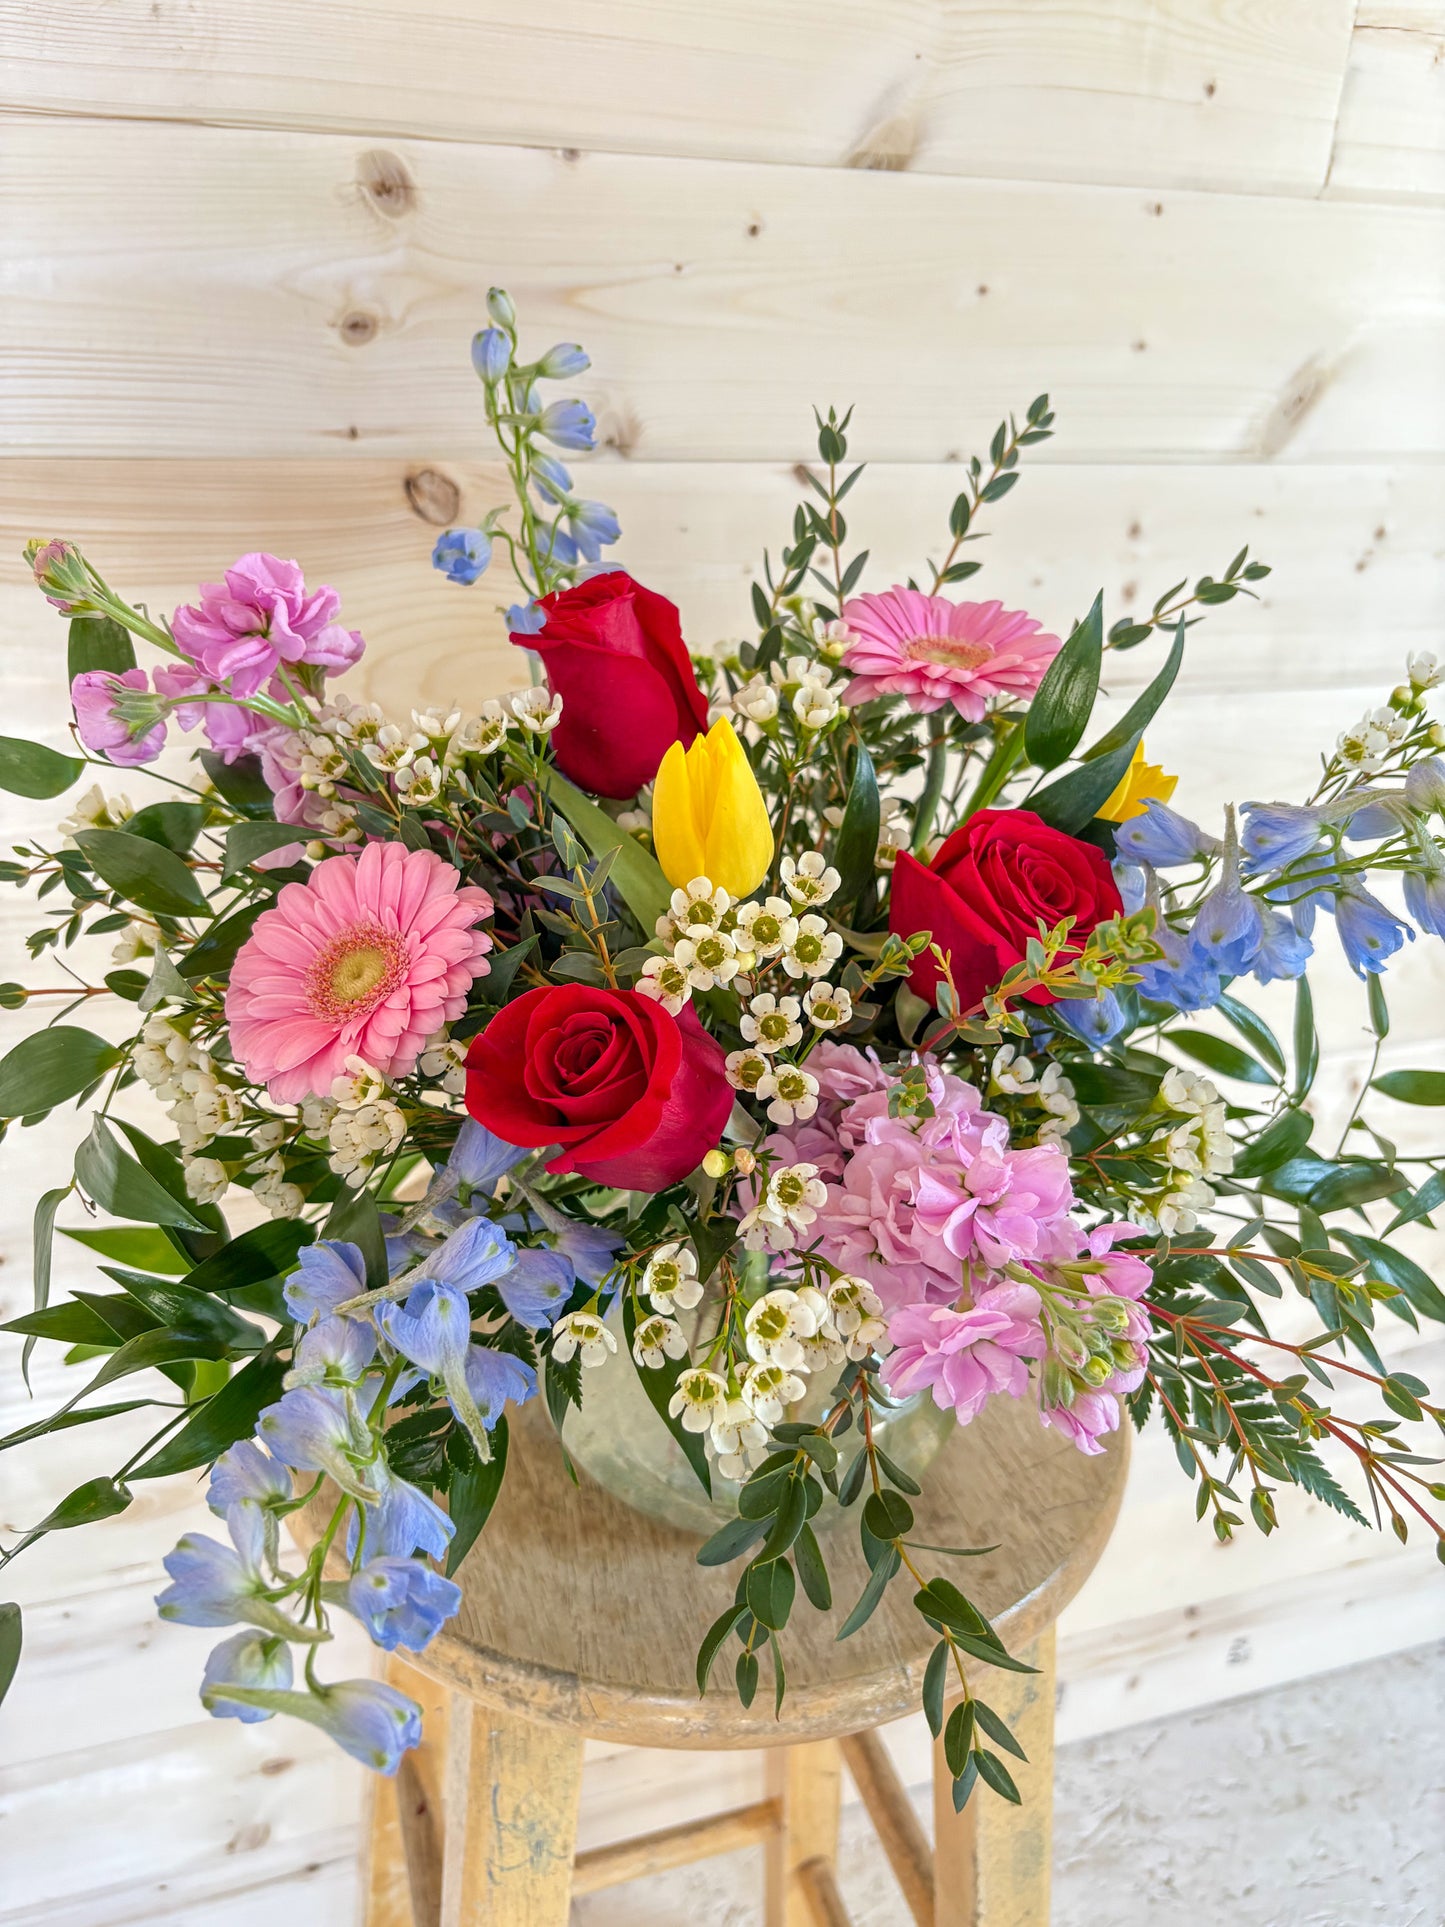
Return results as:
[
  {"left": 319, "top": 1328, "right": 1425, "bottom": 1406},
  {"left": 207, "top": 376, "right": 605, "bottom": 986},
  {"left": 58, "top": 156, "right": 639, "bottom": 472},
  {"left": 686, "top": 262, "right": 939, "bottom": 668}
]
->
[
  {"left": 652, "top": 718, "right": 774, "bottom": 898},
  {"left": 1098, "top": 742, "right": 1178, "bottom": 825}
]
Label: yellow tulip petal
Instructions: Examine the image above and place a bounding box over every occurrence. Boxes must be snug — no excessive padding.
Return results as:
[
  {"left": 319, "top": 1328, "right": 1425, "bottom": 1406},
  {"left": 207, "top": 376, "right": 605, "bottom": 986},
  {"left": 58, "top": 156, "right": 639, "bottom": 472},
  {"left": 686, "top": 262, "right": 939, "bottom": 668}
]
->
[
  {"left": 652, "top": 738, "right": 706, "bottom": 888},
  {"left": 1098, "top": 742, "right": 1178, "bottom": 825},
  {"left": 702, "top": 718, "right": 773, "bottom": 897}
]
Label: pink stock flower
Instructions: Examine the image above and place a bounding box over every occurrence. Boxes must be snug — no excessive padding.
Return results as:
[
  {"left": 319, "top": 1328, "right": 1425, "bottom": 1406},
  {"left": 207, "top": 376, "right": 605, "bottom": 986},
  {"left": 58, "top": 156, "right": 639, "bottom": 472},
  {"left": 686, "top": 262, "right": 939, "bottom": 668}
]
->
[
  {"left": 152, "top": 659, "right": 275, "bottom": 764},
  {"left": 1034, "top": 1221, "right": 1155, "bottom": 1455},
  {"left": 840, "top": 588, "right": 1060, "bottom": 721},
  {"left": 173, "top": 553, "right": 364, "bottom": 699},
  {"left": 882, "top": 1283, "right": 1043, "bottom": 1421},
  {"left": 70, "top": 668, "right": 167, "bottom": 767},
  {"left": 226, "top": 843, "right": 493, "bottom": 1103},
  {"left": 31, "top": 538, "right": 88, "bottom": 614},
  {"left": 758, "top": 1044, "right": 1080, "bottom": 1311},
  {"left": 1038, "top": 1389, "right": 1122, "bottom": 1456}
]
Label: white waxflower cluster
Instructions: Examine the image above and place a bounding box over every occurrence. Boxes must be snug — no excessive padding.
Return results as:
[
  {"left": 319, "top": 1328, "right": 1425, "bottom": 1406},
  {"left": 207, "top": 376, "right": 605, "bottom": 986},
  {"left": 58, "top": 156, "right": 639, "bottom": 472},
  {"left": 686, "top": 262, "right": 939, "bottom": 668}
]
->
[
  {"left": 989, "top": 1045, "right": 1080, "bottom": 1145},
  {"left": 110, "top": 920, "right": 155, "bottom": 967},
  {"left": 325, "top": 1058, "right": 406, "bottom": 1179},
  {"left": 510, "top": 685, "right": 563, "bottom": 734},
  {"left": 58, "top": 783, "right": 133, "bottom": 845},
  {"left": 449, "top": 700, "right": 512, "bottom": 760},
  {"left": 1131, "top": 1066, "right": 1234, "bottom": 1236},
  {"left": 737, "top": 1161, "right": 828, "bottom": 1253},
  {"left": 552, "top": 1310, "right": 617, "bottom": 1368},
  {"left": 134, "top": 1015, "right": 245, "bottom": 1156},
  {"left": 417, "top": 1031, "right": 468, "bottom": 1097},
  {"left": 1338, "top": 706, "right": 1410, "bottom": 775},
  {"left": 1407, "top": 650, "right": 1441, "bottom": 693},
  {"left": 664, "top": 1274, "right": 886, "bottom": 1479}
]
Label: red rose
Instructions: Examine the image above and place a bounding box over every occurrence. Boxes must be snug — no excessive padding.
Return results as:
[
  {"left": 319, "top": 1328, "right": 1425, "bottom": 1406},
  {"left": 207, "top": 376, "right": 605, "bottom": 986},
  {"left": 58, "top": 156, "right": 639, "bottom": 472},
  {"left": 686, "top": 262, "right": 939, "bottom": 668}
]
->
[
  {"left": 889, "top": 808, "right": 1122, "bottom": 1011},
  {"left": 515, "top": 571, "right": 710, "bottom": 798},
  {"left": 464, "top": 983, "right": 732, "bottom": 1191}
]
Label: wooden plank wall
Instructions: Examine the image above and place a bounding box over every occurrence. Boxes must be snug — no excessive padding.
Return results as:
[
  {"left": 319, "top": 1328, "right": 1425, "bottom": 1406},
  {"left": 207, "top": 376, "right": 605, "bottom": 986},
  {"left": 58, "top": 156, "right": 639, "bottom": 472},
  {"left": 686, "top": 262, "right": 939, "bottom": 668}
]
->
[{"left": 1, "top": 5, "right": 1444, "bottom": 1920}]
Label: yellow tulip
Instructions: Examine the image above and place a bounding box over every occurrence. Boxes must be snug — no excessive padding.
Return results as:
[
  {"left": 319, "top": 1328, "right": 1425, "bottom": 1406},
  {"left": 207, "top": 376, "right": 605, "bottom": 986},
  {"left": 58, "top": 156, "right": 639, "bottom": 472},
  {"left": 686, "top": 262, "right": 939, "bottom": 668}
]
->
[
  {"left": 652, "top": 716, "right": 774, "bottom": 898},
  {"left": 1098, "top": 742, "right": 1178, "bottom": 825}
]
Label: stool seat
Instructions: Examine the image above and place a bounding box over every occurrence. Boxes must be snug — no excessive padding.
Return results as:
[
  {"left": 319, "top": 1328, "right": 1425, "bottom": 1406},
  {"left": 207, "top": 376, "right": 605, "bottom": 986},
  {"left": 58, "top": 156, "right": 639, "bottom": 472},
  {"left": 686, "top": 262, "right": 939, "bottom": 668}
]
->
[{"left": 382, "top": 1392, "right": 1128, "bottom": 1749}]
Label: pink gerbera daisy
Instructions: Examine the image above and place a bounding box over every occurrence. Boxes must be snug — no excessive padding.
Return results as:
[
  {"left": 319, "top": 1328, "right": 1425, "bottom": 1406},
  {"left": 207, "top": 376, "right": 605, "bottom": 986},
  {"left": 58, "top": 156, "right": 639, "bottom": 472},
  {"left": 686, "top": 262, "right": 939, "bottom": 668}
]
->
[
  {"left": 227, "top": 842, "right": 493, "bottom": 1103},
  {"left": 840, "top": 588, "right": 1060, "bottom": 720}
]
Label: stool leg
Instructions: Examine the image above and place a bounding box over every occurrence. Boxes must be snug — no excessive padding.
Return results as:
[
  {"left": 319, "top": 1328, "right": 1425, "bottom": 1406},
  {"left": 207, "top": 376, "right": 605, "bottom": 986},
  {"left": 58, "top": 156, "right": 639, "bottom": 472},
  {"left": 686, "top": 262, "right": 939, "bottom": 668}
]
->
[
  {"left": 439, "top": 1693, "right": 583, "bottom": 1927},
  {"left": 764, "top": 1738, "right": 844, "bottom": 1926},
  {"left": 932, "top": 1628, "right": 1056, "bottom": 1927},
  {"left": 364, "top": 1656, "right": 449, "bottom": 1927}
]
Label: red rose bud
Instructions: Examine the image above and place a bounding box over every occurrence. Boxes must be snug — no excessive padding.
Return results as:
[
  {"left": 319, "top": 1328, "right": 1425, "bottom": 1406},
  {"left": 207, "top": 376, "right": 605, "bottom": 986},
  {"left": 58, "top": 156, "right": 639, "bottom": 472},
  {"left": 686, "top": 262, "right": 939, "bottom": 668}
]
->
[
  {"left": 464, "top": 983, "right": 732, "bottom": 1192},
  {"left": 889, "top": 808, "right": 1123, "bottom": 1012},
  {"left": 513, "top": 571, "right": 710, "bottom": 799}
]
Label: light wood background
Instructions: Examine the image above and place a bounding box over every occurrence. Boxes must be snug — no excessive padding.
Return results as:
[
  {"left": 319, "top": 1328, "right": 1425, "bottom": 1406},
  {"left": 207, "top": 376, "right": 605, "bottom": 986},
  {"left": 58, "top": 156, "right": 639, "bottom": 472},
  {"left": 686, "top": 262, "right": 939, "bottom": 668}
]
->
[{"left": 2, "top": 5, "right": 1444, "bottom": 1921}]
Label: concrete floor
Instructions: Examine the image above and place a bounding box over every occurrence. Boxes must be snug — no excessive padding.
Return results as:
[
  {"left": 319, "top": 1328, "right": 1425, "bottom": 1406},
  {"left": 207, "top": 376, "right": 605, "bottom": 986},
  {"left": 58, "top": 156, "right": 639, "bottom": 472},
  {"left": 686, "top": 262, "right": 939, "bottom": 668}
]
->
[{"left": 573, "top": 1641, "right": 1445, "bottom": 1926}]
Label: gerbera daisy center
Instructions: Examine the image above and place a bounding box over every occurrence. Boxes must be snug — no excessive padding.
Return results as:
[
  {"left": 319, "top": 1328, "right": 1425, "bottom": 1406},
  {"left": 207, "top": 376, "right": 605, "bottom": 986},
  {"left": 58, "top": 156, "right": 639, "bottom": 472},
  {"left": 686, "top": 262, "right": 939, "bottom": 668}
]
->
[
  {"left": 903, "top": 634, "right": 995, "bottom": 671},
  {"left": 306, "top": 925, "right": 408, "bottom": 1019}
]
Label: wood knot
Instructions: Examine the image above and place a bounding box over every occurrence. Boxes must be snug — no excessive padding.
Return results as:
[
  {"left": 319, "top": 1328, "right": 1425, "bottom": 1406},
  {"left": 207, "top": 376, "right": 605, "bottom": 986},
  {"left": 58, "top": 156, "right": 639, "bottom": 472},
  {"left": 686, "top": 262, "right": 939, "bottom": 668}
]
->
[
  {"left": 405, "top": 468, "right": 461, "bottom": 525},
  {"left": 357, "top": 149, "right": 417, "bottom": 218},
  {"left": 339, "top": 310, "right": 379, "bottom": 347}
]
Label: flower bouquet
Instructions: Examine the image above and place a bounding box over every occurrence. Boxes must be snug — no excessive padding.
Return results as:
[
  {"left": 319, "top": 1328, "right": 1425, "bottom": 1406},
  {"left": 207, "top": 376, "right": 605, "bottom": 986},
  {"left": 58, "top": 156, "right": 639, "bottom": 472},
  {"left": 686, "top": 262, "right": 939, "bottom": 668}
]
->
[{"left": 3, "top": 291, "right": 1443, "bottom": 1805}]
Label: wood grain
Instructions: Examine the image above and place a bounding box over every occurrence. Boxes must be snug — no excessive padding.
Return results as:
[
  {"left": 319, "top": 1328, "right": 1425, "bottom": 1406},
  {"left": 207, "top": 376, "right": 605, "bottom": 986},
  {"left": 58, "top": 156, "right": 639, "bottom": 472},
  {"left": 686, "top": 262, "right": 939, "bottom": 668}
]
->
[
  {"left": 0, "top": 2, "right": 1358, "bottom": 196},
  {"left": 439, "top": 1694, "right": 583, "bottom": 1926},
  {"left": 1329, "top": 8, "right": 1445, "bottom": 204},
  {"left": 766, "top": 1742, "right": 845, "bottom": 1927},
  {"left": 5, "top": 119, "right": 1444, "bottom": 462}
]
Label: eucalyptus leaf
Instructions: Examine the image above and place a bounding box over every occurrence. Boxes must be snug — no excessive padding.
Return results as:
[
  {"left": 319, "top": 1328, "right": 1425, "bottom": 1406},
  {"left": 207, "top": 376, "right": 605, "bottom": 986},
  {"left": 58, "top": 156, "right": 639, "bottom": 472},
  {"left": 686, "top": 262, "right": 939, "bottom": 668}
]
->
[
  {"left": 445, "top": 1418, "right": 509, "bottom": 1577},
  {"left": 224, "top": 821, "right": 310, "bottom": 874},
  {"left": 0, "top": 1604, "right": 19, "bottom": 1710},
  {"left": 0, "top": 1027, "right": 121, "bottom": 1119},
  {"left": 74, "top": 828, "right": 211, "bottom": 918},
  {"left": 1373, "top": 1070, "right": 1445, "bottom": 1106},
  {"left": 75, "top": 1117, "right": 209, "bottom": 1231},
  {"left": 68, "top": 614, "right": 135, "bottom": 679},
  {"left": 0, "top": 737, "right": 86, "bottom": 799}
]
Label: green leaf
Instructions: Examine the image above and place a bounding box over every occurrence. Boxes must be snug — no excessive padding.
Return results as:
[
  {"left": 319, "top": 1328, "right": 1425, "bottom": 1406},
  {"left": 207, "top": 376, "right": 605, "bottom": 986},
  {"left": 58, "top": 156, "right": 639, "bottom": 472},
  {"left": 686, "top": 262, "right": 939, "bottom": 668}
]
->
[
  {"left": 200, "top": 751, "right": 273, "bottom": 815},
  {"left": 68, "top": 614, "right": 135, "bottom": 679},
  {"left": 112, "top": 1120, "right": 225, "bottom": 1254},
  {"left": 2, "top": 1299, "right": 123, "bottom": 1346},
  {"left": 972, "top": 1699, "right": 1027, "bottom": 1760},
  {"left": 27, "top": 1476, "right": 133, "bottom": 1537},
  {"left": 0, "top": 1399, "right": 153, "bottom": 1454},
  {"left": 182, "top": 1220, "right": 313, "bottom": 1296},
  {"left": 863, "top": 1488, "right": 914, "bottom": 1540},
  {"left": 745, "top": 1558, "right": 796, "bottom": 1632},
  {"left": 1169, "top": 1031, "right": 1275, "bottom": 1086},
  {"left": 1024, "top": 593, "right": 1102, "bottom": 771},
  {"left": 74, "top": 1116, "right": 209, "bottom": 1230},
  {"left": 1216, "top": 992, "right": 1286, "bottom": 1077},
  {"left": 622, "top": 1296, "right": 712, "bottom": 1498},
  {"left": 445, "top": 1417, "right": 509, "bottom": 1577},
  {"left": 23, "top": 1184, "right": 70, "bottom": 1389},
  {"left": 0, "top": 1027, "right": 122, "bottom": 1118},
  {"left": 944, "top": 1699, "right": 975, "bottom": 1777},
  {"left": 1231, "top": 1109, "right": 1313, "bottom": 1179},
  {"left": 922, "top": 1640, "right": 949, "bottom": 1738},
  {"left": 1292, "top": 977, "right": 1319, "bottom": 1100},
  {"left": 130, "top": 1346, "right": 288, "bottom": 1478},
  {"left": 138, "top": 947, "right": 198, "bottom": 1013},
  {"left": 735, "top": 1649, "right": 759, "bottom": 1708},
  {"left": 1027, "top": 732, "right": 1142, "bottom": 836},
  {"left": 832, "top": 741, "right": 880, "bottom": 911},
  {"left": 0, "top": 1604, "right": 20, "bottom": 1710},
  {"left": 1086, "top": 619, "right": 1185, "bottom": 761},
  {"left": 759, "top": 1480, "right": 808, "bottom": 1563},
  {"left": 224, "top": 821, "right": 310, "bottom": 875},
  {"left": 323, "top": 1189, "right": 387, "bottom": 1292},
  {"left": 793, "top": 1521, "right": 831, "bottom": 1610},
  {"left": 178, "top": 900, "right": 266, "bottom": 981},
  {"left": 1335, "top": 1231, "right": 1445, "bottom": 1324},
  {"left": 0, "top": 736, "right": 86, "bottom": 799},
  {"left": 74, "top": 828, "right": 211, "bottom": 918},
  {"left": 127, "top": 802, "right": 207, "bottom": 855},
  {"left": 1384, "top": 1167, "right": 1445, "bottom": 1235},
  {"left": 836, "top": 1544, "right": 900, "bottom": 1639},
  {"left": 546, "top": 773, "right": 671, "bottom": 936},
  {"left": 697, "top": 1512, "right": 770, "bottom": 1568},
  {"left": 1309, "top": 1162, "right": 1404, "bottom": 1214},
  {"left": 1367, "top": 973, "right": 1390, "bottom": 1041},
  {"left": 101, "top": 1268, "right": 263, "bottom": 1350},
  {"left": 973, "top": 1749, "right": 1022, "bottom": 1803},
  {"left": 1373, "top": 1070, "right": 1445, "bottom": 1106},
  {"left": 696, "top": 1605, "right": 747, "bottom": 1694}
]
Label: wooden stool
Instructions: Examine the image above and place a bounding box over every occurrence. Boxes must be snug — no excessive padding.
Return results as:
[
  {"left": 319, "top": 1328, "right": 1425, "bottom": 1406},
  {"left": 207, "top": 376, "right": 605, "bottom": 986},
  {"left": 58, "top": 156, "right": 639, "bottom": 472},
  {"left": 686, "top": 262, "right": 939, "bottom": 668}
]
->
[{"left": 351, "top": 1393, "right": 1127, "bottom": 1927}]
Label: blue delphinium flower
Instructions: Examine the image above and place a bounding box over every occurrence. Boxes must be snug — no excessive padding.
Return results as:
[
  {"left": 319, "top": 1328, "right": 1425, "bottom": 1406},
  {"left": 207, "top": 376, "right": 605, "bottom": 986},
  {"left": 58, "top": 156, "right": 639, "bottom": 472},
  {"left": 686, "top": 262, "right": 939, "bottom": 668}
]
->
[
  {"left": 534, "top": 523, "right": 580, "bottom": 569},
  {"left": 1134, "top": 920, "right": 1223, "bottom": 1012},
  {"left": 353, "top": 1463, "right": 455, "bottom": 1563},
  {"left": 339, "top": 1557, "right": 463, "bottom": 1653},
  {"left": 207, "top": 1677, "right": 424, "bottom": 1774},
  {"left": 1115, "top": 801, "right": 1221, "bottom": 869},
  {"left": 471, "top": 327, "right": 511, "bottom": 382},
  {"left": 200, "top": 1631, "right": 294, "bottom": 1722},
  {"left": 551, "top": 1219, "right": 623, "bottom": 1290},
  {"left": 462, "top": 1343, "right": 537, "bottom": 1426},
  {"left": 495, "top": 1246, "right": 573, "bottom": 1327},
  {"left": 1052, "top": 990, "right": 1128, "bottom": 1046},
  {"left": 376, "top": 1274, "right": 530, "bottom": 1456},
  {"left": 157, "top": 1506, "right": 318, "bottom": 1641},
  {"left": 1406, "top": 757, "right": 1445, "bottom": 815},
  {"left": 285, "top": 1315, "right": 378, "bottom": 1390},
  {"left": 565, "top": 499, "right": 622, "bottom": 564},
  {"left": 1252, "top": 909, "right": 1313, "bottom": 983},
  {"left": 536, "top": 341, "right": 590, "bottom": 379},
  {"left": 448, "top": 1117, "right": 527, "bottom": 1194},
  {"left": 529, "top": 453, "right": 573, "bottom": 505},
  {"left": 431, "top": 528, "right": 492, "bottom": 586},
  {"left": 1239, "top": 801, "right": 1333, "bottom": 869},
  {"left": 507, "top": 600, "right": 547, "bottom": 637},
  {"left": 1113, "top": 861, "right": 1147, "bottom": 913},
  {"left": 284, "top": 1240, "right": 369, "bottom": 1324},
  {"left": 1187, "top": 809, "right": 1263, "bottom": 975},
  {"left": 538, "top": 397, "right": 597, "bottom": 451},
  {"left": 419, "top": 1216, "right": 518, "bottom": 1294},
  {"left": 257, "top": 1383, "right": 378, "bottom": 1501},
  {"left": 486, "top": 286, "right": 516, "bottom": 329},
  {"left": 206, "top": 1439, "right": 292, "bottom": 1517},
  {"left": 1403, "top": 853, "right": 1445, "bottom": 937},
  {"left": 1335, "top": 882, "right": 1413, "bottom": 976}
]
